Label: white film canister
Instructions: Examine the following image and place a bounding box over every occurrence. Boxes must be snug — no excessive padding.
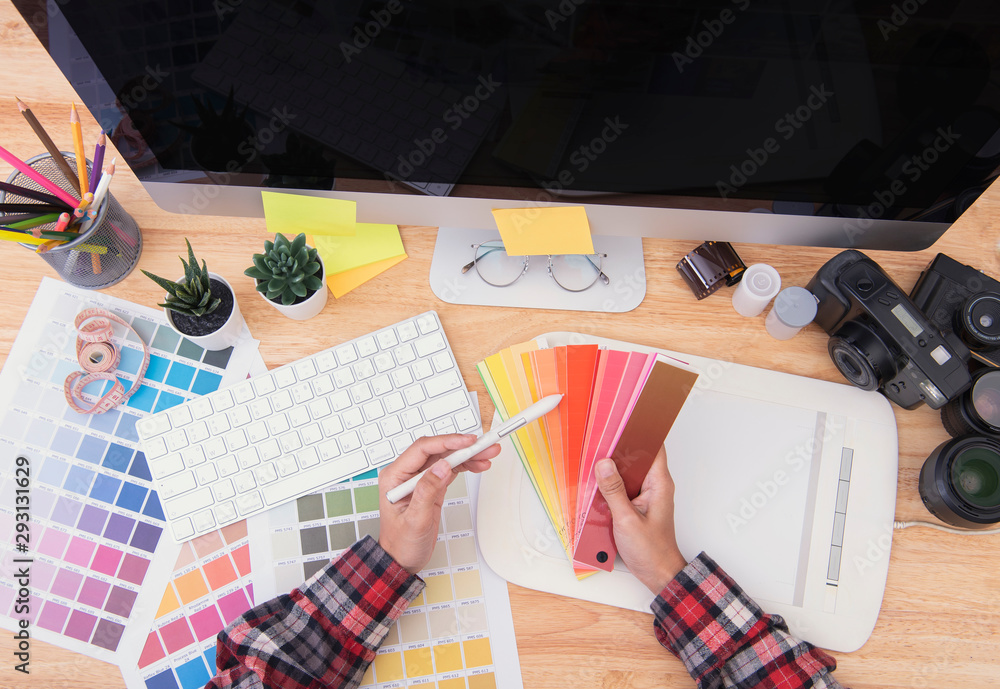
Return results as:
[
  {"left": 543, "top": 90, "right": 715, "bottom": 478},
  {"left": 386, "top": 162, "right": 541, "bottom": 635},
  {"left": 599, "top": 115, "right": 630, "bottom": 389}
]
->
[
  {"left": 731, "top": 263, "right": 781, "bottom": 317},
  {"left": 766, "top": 286, "right": 818, "bottom": 340}
]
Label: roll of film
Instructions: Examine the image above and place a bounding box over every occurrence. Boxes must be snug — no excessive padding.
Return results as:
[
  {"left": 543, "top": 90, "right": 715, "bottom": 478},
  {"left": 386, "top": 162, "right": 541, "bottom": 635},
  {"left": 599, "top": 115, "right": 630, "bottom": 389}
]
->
[
  {"left": 731, "top": 263, "right": 781, "bottom": 317},
  {"left": 766, "top": 286, "right": 818, "bottom": 340}
]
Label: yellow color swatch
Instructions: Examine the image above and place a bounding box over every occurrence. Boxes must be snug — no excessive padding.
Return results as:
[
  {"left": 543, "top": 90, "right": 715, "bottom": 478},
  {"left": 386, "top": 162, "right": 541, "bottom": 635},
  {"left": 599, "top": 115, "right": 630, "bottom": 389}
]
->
[
  {"left": 491, "top": 206, "right": 594, "bottom": 256},
  {"left": 432, "top": 642, "right": 463, "bottom": 673},
  {"left": 423, "top": 574, "right": 453, "bottom": 605},
  {"left": 174, "top": 569, "right": 209, "bottom": 605},
  {"left": 468, "top": 672, "right": 498, "bottom": 689},
  {"left": 438, "top": 678, "right": 467, "bottom": 689},
  {"left": 404, "top": 646, "right": 433, "bottom": 677},
  {"left": 155, "top": 585, "right": 180, "bottom": 618},
  {"left": 373, "top": 652, "right": 404, "bottom": 682},
  {"left": 462, "top": 638, "right": 493, "bottom": 668},
  {"left": 261, "top": 191, "right": 356, "bottom": 236},
  {"left": 453, "top": 570, "right": 483, "bottom": 599}
]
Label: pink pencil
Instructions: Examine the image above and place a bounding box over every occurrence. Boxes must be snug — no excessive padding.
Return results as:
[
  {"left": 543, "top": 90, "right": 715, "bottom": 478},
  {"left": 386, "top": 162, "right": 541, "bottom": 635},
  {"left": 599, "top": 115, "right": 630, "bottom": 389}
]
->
[{"left": 0, "top": 144, "right": 79, "bottom": 207}]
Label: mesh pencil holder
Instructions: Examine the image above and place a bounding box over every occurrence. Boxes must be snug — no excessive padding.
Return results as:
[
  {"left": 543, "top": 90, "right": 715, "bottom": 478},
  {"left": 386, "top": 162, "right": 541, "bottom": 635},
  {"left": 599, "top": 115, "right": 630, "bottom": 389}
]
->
[{"left": 1, "top": 152, "right": 142, "bottom": 289}]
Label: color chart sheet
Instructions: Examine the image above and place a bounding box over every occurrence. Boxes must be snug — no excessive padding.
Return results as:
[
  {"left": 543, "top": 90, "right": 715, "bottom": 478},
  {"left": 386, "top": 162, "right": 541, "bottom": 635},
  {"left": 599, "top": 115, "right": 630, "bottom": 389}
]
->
[
  {"left": 0, "top": 277, "right": 258, "bottom": 666},
  {"left": 122, "top": 521, "right": 255, "bottom": 689},
  {"left": 249, "top": 471, "right": 523, "bottom": 689}
]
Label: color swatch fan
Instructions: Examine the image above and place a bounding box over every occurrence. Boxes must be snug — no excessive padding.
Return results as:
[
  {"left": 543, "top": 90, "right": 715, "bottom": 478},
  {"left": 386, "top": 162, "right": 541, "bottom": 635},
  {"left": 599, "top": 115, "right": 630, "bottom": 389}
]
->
[{"left": 476, "top": 340, "right": 698, "bottom": 573}]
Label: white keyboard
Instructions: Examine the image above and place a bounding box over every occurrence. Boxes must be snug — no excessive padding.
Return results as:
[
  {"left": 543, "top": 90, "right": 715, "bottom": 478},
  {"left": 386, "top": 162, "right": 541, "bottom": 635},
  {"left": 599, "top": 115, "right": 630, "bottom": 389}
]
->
[{"left": 136, "top": 311, "right": 479, "bottom": 542}]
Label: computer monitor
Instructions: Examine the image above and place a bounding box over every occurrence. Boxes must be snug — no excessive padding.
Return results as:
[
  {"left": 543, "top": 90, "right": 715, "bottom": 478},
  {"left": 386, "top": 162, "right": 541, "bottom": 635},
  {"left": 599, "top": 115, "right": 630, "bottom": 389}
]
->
[{"left": 15, "top": 0, "right": 1000, "bottom": 250}]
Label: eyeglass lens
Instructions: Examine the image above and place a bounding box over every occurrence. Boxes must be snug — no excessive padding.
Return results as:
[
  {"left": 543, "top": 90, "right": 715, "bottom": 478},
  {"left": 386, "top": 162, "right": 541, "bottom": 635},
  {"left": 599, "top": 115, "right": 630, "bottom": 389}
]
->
[{"left": 473, "top": 240, "right": 528, "bottom": 287}]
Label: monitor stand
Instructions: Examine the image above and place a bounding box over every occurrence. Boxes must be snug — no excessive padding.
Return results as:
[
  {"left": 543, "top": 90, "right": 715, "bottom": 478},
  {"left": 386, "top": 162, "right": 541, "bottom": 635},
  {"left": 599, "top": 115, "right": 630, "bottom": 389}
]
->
[{"left": 429, "top": 227, "right": 646, "bottom": 312}]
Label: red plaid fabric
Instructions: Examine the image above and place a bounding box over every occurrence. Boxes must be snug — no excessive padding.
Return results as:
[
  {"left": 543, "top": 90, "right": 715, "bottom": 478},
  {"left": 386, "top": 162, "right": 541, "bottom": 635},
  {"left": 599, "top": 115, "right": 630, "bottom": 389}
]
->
[
  {"left": 653, "top": 553, "right": 845, "bottom": 689},
  {"left": 206, "top": 536, "right": 423, "bottom": 689}
]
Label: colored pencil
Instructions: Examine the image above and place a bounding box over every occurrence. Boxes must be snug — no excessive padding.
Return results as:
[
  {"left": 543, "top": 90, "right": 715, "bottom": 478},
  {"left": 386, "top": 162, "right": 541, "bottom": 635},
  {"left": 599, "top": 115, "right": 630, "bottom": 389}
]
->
[
  {"left": 3, "top": 213, "right": 60, "bottom": 231},
  {"left": 0, "top": 202, "right": 68, "bottom": 215},
  {"left": 0, "top": 213, "right": 38, "bottom": 225},
  {"left": 0, "top": 180, "right": 73, "bottom": 209},
  {"left": 0, "top": 226, "right": 77, "bottom": 240},
  {"left": 70, "top": 104, "right": 88, "bottom": 195},
  {"left": 90, "top": 157, "right": 115, "bottom": 211},
  {"left": 73, "top": 192, "right": 94, "bottom": 218},
  {"left": 0, "top": 144, "right": 79, "bottom": 207},
  {"left": 0, "top": 230, "right": 46, "bottom": 245},
  {"left": 16, "top": 97, "right": 82, "bottom": 196},
  {"left": 89, "top": 132, "right": 106, "bottom": 194},
  {"left": 54, "top": 212, "right": 71, "bottom": 233}
]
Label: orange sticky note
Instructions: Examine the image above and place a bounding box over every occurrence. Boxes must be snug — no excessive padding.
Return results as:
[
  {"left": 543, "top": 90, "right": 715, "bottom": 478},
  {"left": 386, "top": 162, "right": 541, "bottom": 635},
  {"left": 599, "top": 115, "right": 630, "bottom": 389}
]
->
[
  {"left": 326, "top": 254, "right": 407, "bottom": 298},
  {"left": 491, "top": 206, "right": 594, "bottom": 256}
]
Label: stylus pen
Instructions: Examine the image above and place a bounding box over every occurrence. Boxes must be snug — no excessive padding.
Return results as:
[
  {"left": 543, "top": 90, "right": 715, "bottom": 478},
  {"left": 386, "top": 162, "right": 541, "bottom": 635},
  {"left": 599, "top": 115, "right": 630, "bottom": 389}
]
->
[{"left": 386, "top": 393, "right": 563, "bottom": 504}]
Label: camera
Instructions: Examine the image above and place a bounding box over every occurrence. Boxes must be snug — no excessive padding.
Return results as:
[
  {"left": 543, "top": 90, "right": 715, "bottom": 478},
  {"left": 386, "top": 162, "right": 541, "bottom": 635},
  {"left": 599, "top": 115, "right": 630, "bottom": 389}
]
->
[
  {"left": 807, "top": 250, "right": 972, "bottom": 410},
  {"left": 919, "top": 435, "right": 1000, "bottom": 528},
  {"left": 909, "top": 253, "right": 1000, "bottom": 366}
]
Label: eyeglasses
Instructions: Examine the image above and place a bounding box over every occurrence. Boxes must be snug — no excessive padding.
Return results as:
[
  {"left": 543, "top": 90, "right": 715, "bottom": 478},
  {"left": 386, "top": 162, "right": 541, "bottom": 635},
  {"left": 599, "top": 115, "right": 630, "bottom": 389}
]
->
[{"left": 461, "top": 240, "right": 610, "bottom": 292}]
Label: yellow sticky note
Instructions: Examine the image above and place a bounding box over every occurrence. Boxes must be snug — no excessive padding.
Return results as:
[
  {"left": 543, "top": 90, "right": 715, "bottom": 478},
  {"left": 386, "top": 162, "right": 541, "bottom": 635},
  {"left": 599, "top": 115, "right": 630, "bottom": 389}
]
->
[
  {"left": 491, "top": 206, "right": 594, "bottom": 256},
  {"left": 313, "top": 223, "right": 405, "bottom": 273},
  {"left": 326, "top": 253, "right": 407, "bottom": 298},
  {"left": 261, "top": 191, "right": 356, "bottom": 236}
]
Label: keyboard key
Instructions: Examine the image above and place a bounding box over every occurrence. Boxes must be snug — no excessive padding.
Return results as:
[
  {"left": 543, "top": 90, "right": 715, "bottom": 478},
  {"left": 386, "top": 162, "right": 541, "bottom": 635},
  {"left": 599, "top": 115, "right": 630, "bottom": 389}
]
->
[
  {"left": 315, "top": 351, "right": 337, "bottom": 372},
  {"left": 212, "top": 389, "right": 234, "bottom": 411},
  {"left": 416, "top": 313, "right": 438, "bottom": 334},
  {"left": 144, "top": 436, "right": 168, "bottom": 460},
  {"left": 394, "top": 343, "right": 416, "bottom": 366},
  {"left": 391, "top": 366, "right": 413, "bottom": 387},
  {"left": 252, "top": 375, "right": 277, "bottom": 395},
  {"left": 261, "top": 452, "right": 368, "bottom": 506},
  {"left": 159, "top": 472, "right": 198, "bottom": 500},
  {"left": 236, "top": 492, "right": 264, "bottom": 516},
  {"left": 216, "top": 502, "right": 237, "bottom": 524},
  {"left": 213, "top": 479, "right": 236, "bottom": 501},
  {"left": 272, "top": 390, "right": 293, "bottom": 412},
  {"left": 312, "top": 374, "right": 334, "bottom": 396},
  {"left": 237, "top": 447, "right": 260, "bottom": 469},
  {"left": 205, "top": 438, "right": 227, "bottom": 460},
  {"left": 371, "top": 374, "right": 392, "bottom": 396},
  {"left": 369, "top": 441, "right": 395, "bottom": 465},
  {"left": 165, "top": 430, "right": 189, "bottom": 452},
  {"left": 225, "top": 429, "right": 248, "bottom": 451},
  {"left": 231, "top": 405, "right": 252, "bottom": 427},
  {"left": 137, "top": 415, "right": 171, "bottom": 438},
  {"left": 276, "top": 455, "right": 299, "bottom": 477},
  {"left": 195, "top": 463, "right": 219, "bottom": 485},
  {"left": 291, "top": 383, "right": 313, "bottom": 403},
  {"left": 343, "top": 408, "right": 364, "bottom": 429},
  {"left": 218, "top": 455, "right": 240, "bottom": 477},
  {"left": 412, "top": 359, "right": 433, "bottom": 380},
  {"left": 274, "top": 368, "right": 297, "bottom": 388},
  {"left": 362, "top": 400, "right": 385, "bottom": 421},
  {"left": 294, "top": 359, "right": 317, "bottom": 380},
  {"left": 330, "top": 390, "right": 351, "bottom": 411},
  {"left": 193, "top": 510, "right": 216, "bottom": 533},
  {"left": 232, "top": 381, "right": 254, "bottom": 404},
  {"left": 171, "top": 518, "right": 195, "bottom": 541},
  {"left": 425, "top": 370, "right": 462, "bottom": 398},
  {"left": 182, "top": 446, "right": 207, "bottom": 467},
  {"left": 455, "top": 408, "right": 478, "bottom": 431},
  {"left": 234, "top": 471, "right": 257, "bottom": 493},
  {"left": 280, "top": 431, "right": 303, "bottom": 453},
  {"left": 335, "top": 344, "right": 358, "bottom": 365},
  {"left": 356, "top": 336, "right": 378, "bottom": 357},
  {"left": 150, "top": 453, "right": 184, "bottom": 480},
  {"left": 309, "top": 397, "right": 332, "bottom": 419},
  {"left": 301, "top": 423, "right": 323, "bottom": 445},
  {"left": 421, "top": 390, "right": 470, "bottom": 421},
  {"left": 190, "top": 398, "right": 214, "bottom": 420},
  {"left": 397, "top": 321, "right": 419, "bottom": 341},
  {"left": 266, "top": 413, "right": 291, "bottom": 435},
  {"left": 333, "top": 369, "right": 355, "bottom": 388},
  {"left": 404, "top": 385, "right": 426, "bottom": 405},
  {"left": 415, "top": 333, "right": 446, "bottom": 357},
  {"left": 377, "top": 330, "right": 398, "bottom": 348},
  {"left": 250, "top": 398, "right": 272, "bottom": 420},
  {"left": 167, "top": 405, "right": 192, "bottom": 427},
  {"left": 188, "top": 421, "right": 210, "bottom": 443},
  {"left": 208, "top": 415, "right": 231, "bottom": 435}
]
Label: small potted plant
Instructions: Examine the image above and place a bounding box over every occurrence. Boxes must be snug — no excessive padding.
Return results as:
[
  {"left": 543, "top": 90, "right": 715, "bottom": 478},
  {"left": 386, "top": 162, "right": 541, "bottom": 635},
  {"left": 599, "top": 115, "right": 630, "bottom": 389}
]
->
[
  {"left": 141, "top": 239, "right": 245, "bottom": 350},
  {"left": 245, "top": 232, "right": 327, "bottom": 320}
]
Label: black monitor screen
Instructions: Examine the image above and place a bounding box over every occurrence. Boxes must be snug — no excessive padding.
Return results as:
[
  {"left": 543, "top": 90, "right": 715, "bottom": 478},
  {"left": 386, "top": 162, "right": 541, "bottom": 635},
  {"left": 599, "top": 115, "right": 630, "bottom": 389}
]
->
[{"left": 17, "top": 0, "right": 1000, "bottom": 225}]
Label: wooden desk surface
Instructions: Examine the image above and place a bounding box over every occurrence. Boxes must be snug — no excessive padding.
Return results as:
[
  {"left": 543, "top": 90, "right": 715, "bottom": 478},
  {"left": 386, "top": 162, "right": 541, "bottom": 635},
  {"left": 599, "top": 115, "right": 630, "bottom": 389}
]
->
[{"left": 2, "top": 6, "right": 999, "bottom": 689}]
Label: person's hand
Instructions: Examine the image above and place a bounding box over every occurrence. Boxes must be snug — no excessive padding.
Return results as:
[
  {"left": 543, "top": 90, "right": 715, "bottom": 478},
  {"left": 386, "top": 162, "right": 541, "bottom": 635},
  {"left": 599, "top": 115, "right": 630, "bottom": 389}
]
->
[
  {"left": 379, "top": 434, "right": 501, "bottom": 574},
  {"left": 595, "top": 445, "right": 687, "bottom": 594}
]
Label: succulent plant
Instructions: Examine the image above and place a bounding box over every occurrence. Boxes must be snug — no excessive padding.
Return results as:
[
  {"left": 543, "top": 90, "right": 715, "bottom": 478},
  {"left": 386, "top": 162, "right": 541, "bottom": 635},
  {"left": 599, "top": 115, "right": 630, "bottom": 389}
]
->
[
  {"left": 245, "top": 233, "right": 323, "bottom": 306},
  {"left": 141, "top": 239, "right": 221, "bottom": 317}
]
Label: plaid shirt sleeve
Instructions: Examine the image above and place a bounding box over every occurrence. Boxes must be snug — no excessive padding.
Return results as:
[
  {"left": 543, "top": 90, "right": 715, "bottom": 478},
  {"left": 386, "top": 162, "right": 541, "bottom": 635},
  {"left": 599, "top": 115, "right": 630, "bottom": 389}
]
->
[
  {"left": 205, "top": 535, "right": 424, "bottom": 689},
  {"left": 651, "top": 552, "right": 845, "bottom": 689}
]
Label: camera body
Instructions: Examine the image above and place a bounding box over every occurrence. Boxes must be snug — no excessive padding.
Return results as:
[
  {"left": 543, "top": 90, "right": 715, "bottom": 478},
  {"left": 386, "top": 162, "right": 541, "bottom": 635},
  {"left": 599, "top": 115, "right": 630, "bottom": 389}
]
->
[
  {"left": 807, "top": 250, "right": 972, "bottom": 410},
  {"left": 909, "top": 253, "right": 1000, "bottom": 365}
]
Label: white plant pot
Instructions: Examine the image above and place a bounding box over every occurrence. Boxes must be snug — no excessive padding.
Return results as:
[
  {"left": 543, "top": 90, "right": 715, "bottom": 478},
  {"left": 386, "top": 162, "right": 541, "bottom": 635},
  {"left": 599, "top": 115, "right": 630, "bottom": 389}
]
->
[
  {"left": 164, "top": 272, "right": 246, "bottom": 350},
  {"left": 258, "top": 252, "right": 328, "bottom": 321}
]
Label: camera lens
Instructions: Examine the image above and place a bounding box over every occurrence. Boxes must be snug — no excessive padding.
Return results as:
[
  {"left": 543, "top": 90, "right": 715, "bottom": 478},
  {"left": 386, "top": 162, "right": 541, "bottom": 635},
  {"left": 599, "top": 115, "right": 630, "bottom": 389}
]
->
[
  {"left": 959, "top": 292, "right": 1000, "bottom": 349},
  {"left": 941, "top": 368, "right": 1000, "bottom": 437},
  {"left": 919, "top": 435, "right": 1000, "bottom": 528},
  {"left": 828, "top": 322, "right": 897, "bottom": 391}
]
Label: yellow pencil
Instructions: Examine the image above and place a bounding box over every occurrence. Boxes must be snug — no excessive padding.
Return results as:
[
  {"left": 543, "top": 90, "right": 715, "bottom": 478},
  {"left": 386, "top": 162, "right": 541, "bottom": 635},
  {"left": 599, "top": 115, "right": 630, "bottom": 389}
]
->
[{"left": 70, "top": 104, "right": 88, "bottom": 195}]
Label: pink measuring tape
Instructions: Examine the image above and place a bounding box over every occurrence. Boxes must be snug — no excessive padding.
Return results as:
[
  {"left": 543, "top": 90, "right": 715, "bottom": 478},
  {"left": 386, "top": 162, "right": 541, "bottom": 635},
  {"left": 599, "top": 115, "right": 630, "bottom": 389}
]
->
[{"left": 64, "top": 309, "right": 150, "bottom": 414}]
